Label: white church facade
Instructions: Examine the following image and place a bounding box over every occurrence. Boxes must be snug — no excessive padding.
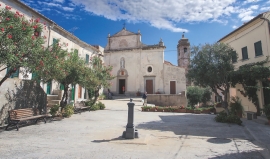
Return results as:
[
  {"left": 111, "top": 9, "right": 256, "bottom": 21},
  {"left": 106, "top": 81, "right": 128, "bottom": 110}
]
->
[{"left": 104, "top": 27, "right": 189, "bottom": 95}]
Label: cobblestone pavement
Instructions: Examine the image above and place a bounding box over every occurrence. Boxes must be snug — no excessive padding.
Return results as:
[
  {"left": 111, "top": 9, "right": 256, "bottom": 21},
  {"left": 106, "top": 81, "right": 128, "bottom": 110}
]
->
[{"left": 0, "top": 97, "right": 270, "bottom": 159}]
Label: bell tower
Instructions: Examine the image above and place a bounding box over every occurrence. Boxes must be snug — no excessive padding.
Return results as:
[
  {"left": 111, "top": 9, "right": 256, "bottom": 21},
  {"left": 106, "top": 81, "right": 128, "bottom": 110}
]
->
[{"left": 177, "top": 32, "right": 190, "bottom": 72}]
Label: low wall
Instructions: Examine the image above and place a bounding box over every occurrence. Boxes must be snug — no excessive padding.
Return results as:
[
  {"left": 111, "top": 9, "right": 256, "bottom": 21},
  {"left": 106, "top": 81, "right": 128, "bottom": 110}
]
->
[{"left": 147, "top": 94, "right": 187, "bottom": 107}]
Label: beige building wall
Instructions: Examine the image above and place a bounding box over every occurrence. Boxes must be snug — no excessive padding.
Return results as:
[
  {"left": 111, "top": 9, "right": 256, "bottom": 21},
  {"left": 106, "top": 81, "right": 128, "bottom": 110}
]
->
[{"left": 219, "top": 12, "right": 270, "bottom": 113}]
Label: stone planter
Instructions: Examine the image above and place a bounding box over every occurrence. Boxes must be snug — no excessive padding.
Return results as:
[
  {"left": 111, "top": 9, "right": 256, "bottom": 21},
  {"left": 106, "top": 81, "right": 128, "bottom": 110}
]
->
[
  {"left": 194, "top": 110, "right": 201, "bottom": 114},
  {"left": 201, "top": 109, "right": 210, "bottom": 114},
  {"left": 157, "top": 109, "right": 164, "bottom": 112},
  {"left": 150, "top": 108, "right": 156, "bottom": 112},
  {"left": 178, "top": 109, "right": 186, "bottom": 113},
  {"left": 186, "top": 109, "right": 194, "bottom": 113}
]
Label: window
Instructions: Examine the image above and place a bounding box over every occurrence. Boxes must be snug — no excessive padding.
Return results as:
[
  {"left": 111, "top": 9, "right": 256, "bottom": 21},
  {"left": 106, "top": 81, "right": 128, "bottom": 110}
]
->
[
  {"left": 184, "top": 48, "right": 187, "bottom": 53},
  {"left": 6, "top": 67, "right": 19, "bottom": 78},
  {"left": 254, "top": 41, "right": 263, "bottom": 56},
  {"left": 53, "top": 38, "right": 57, "bottom": 45},
  {"left": 85, "top": 54, "right": 89, "bottom": 64},
  {"left": 241, "top": 47, "right": 248, "bottom": 60},
  {"left": 232, "top": 51, "right": 237, "bottom": 63},
  {"left": 147, "top": 66, "right": 152, "bottom": 73},
  {"left": 74, "top": 49, "right": 78, "bottom": 56}
]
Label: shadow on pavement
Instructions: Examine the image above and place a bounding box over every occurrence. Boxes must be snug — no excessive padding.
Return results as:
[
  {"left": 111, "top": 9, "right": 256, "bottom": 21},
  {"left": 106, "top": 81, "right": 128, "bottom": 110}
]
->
[
  {"left": 209, "top": 150, "right": 264, "bottom": 159},
  {"left": 92, "top": 136, "right": 124, "bottom": 143}
]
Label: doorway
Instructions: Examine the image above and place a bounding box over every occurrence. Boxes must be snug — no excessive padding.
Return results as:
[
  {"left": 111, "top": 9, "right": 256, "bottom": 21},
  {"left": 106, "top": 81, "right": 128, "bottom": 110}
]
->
[
  {"left": 146, "top": 80, "right": 153, "bottom": 94},
  {"left": 119, "top": 79, "right": 125, "bottom": 94},
  {"left": 170, "top": 81, "right": 176, "bottom": 94}
]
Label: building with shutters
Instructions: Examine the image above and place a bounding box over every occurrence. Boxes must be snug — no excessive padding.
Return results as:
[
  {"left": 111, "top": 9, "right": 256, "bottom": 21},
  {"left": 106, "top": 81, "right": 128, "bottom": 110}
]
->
[
  {"left": 0, "top": 0, "right": 102, "bottom": 107},
  {"left": 218, "top": 11, "right": 270, "bottom": 113},
  {"left": 104, "top": 27, "right": 188, "bottom": 95}
]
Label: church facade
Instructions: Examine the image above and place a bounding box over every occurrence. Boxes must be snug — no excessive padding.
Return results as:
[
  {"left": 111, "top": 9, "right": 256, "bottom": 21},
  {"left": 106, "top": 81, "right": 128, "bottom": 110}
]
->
[{"left": 104, "top": 28, "right": 188, "bottom": 95}]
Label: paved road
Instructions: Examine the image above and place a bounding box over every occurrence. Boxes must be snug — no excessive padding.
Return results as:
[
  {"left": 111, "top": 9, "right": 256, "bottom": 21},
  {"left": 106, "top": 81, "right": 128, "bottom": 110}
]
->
[{"left": 0, "top": 98, "right": 270, "bottom": 159}]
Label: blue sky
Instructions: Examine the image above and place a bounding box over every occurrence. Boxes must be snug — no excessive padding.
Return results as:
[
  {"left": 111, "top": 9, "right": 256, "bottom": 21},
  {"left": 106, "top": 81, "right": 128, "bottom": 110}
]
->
[{"left": 22, "top": 0, "right": 270, "bottom": 65}]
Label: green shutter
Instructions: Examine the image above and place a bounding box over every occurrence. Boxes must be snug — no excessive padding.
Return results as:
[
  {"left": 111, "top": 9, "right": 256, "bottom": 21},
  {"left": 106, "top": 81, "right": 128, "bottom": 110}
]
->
[
  {"left": 60, "top": 83, "right": 64, "bottom": 90},
  {"left": 71, "top": 85, "right": 75, "bottom": 100},
  {"left": 47, "top": 80, "right": 52, "bottom": 94},
  {"left": 232, "top": 51, "right": 237, "bottom": 63},
  {"left": 241, "top": 47, "right": 248, "bottom": 60},
  {"left": 6, "top": 67, "right": 19, "bottom": 78},
  {"left": 12, "top": 68, "right": 19, "bottom": 78},
  {"left": 86, "top": 54, "right": 89, "bottom": 64},
  {"left": 53, "top": 38, "right": 57, "bottom": 45},
  {"left": 254, "top": 41, "right": 262, "bottom": 56},
  {"left": 74, "top": 49, "right": 78, "bottom": 56},
  {"left": 32, "top": 72, "right": 37, "bottom": 80}
]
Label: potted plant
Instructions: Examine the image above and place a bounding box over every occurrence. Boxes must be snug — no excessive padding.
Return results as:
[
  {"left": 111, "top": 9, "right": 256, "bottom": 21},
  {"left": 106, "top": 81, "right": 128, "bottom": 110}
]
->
[{"left": 230, "top": 97, "right": 244, "bottom": 118}]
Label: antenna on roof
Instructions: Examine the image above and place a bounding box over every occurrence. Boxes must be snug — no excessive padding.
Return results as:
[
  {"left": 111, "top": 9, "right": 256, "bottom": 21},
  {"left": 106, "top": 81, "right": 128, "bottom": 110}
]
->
[
  {"left": 68, "top": 27, "right": 78, "bottom": 34},
  {"left": 123, "top": 22, "right": 126, "bottom": 30}
]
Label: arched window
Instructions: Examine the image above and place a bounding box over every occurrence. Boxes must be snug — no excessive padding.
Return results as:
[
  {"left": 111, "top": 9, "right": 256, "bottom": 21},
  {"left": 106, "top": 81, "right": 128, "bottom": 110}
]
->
[{"left": 184, "top": 48, "right": 187, "bottom": 53}]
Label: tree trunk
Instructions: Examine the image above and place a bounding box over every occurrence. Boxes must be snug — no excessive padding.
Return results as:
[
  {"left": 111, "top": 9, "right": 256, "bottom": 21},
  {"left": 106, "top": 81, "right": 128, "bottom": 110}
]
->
[
  {"left": 255, "top": 100, "right": 260, "bottom": 116},
  {"left": 0, "top": 68, "right": 16, "bottom": 86},
  {"left": 88, "top": 88, "right": 99, "bottom": 107},
  {"left": 222, "top": 90, "right": 230, "bottom": 115},
  {"left": 60, "top": 84, "right": 68, "bottom": 108}
]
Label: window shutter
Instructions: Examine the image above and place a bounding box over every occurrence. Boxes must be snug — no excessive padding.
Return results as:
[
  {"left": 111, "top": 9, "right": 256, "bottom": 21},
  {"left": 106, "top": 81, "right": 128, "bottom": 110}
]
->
[
  {"left": 6, "top": 67, "right": 19, "bottom": 78},
  {"left": 12, "top": 68, "right": 19, "bottom": 78},
  {"left": 86, "top": 54, "right": 89, "bottom": 64},
  {"left": 241, "top": 47, "right": 248, "bottom": 60},
  {"left": 254, "top": 41, "right": 262, "bottom": 56},
  {"left": 60, "top": 83, "right": 64, "bottom": 90},
  {"left": 53, "top": 38, "right": 57, "bottom": 45},
  {"left": 32, "top": 72, "right": 37, "bottom": 80},
  {"left": 74, "top": 49, "right": 78, "bottom": 56},
  {"left": 232, "top": 51, "right": 237, "bottom": 63}
]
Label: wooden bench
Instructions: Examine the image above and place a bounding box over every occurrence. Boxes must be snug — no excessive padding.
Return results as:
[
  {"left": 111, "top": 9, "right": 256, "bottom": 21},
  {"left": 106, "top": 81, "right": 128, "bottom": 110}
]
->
[
  {"left": 74, "top": 101, "right": 90, "bottom": 114},
  {"left": 5, "top": 108, "right": 48, "bottom": 131}
]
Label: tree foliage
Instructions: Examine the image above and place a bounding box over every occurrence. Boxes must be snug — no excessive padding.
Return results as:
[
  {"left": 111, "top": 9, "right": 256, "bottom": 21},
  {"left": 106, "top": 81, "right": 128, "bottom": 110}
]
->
[
  {"left": 231, "top": 59, "right": 270, "bottom": 115},
  {"left": 80, "top": 56, "right": 114, "bottom": 106},
  {"left": 187, "top": 43, "right": 236, "bottom": 114},
  {"left": 0, "top": 6, "right": 46, "bottom": 86},
  {"left": 187, "top": 86, "right": 212, "bottom": 108}
]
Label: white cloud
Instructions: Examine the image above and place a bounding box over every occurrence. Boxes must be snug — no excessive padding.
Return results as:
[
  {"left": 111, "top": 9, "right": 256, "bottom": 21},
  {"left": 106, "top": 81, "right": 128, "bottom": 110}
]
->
[
  {"left": 261, "top": 6, "right": 270, "bottom": 11},
  {"left": 237, "top": 5, "right": 259, "bottom": 21},
  {"left": 62, "top": 7, "right": 74, "bottom": 12},
  {"left": 232, "top": 25, "right": 238, "bottom": 29},
  {"left": 243, "top": 0, "right": 261, "bottom": 5},
  {"left": 53, "top": 0, "right": 65, "bottom": 3},
  {"left": 69, "top": 0, "right": 239, "bottom": 32}
]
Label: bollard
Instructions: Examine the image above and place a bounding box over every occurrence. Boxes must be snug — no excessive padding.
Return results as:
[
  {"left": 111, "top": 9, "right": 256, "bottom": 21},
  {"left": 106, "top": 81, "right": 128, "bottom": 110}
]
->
[{"left": 122, "top": 98, "right": 139, "bottom": 139}]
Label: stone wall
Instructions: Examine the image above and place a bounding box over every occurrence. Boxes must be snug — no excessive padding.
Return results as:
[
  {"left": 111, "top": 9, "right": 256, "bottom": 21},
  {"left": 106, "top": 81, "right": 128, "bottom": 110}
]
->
[{"left": 147, "top": 94, "right": 187, "bottom": 107}]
